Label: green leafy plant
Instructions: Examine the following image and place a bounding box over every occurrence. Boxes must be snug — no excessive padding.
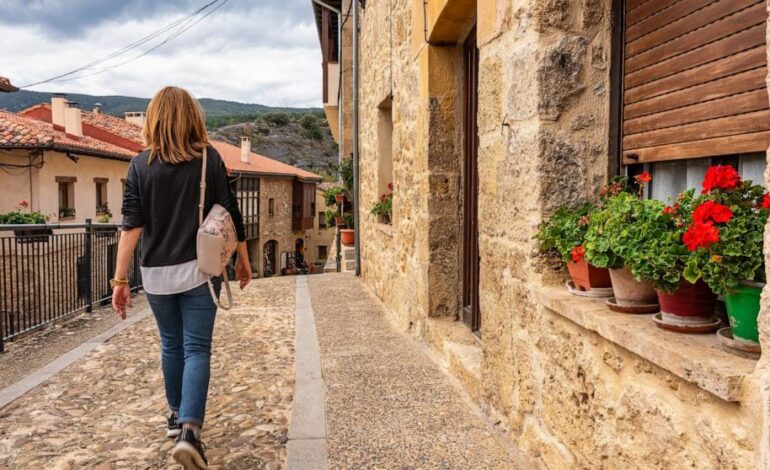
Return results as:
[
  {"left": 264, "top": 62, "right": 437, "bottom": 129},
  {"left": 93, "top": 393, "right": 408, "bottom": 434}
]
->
[
  {"left": 59, "top": 207, "right": 76, "bottom": 219},
  {"left": 535, "top": 203, "right": 593, "bottom": 263},
  {"left": 0, "top": 200, "right": 48, "bottom": 224},
  {"left": 338, "top": 158, "right": 354, "bottom": 192},
  {"left": 371, "top": 183, "right": 393, "bottom": 221},
  {"left": 627, "top": 190, "right": 696, "bottom": 293},
  {"left": 343, "top": 213, "right": 355, "bottom": 229},
  {"left": 584, "top": 191, "right": 666, "bottom": 271},
  {"left": 324, "top": 210, "right": 336, "bottom": 228},
  {"left": 324, "top": 186, "right": 345, "bottom": 206},
  {"left": 683, "top": 172, "right": 769, "bottom": 295}
]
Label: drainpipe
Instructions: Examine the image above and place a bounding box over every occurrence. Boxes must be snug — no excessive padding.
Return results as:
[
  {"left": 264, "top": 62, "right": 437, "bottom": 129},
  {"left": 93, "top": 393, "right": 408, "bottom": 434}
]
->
[{"left": 352, "top": 0, "right": 361, "bottom": 276}]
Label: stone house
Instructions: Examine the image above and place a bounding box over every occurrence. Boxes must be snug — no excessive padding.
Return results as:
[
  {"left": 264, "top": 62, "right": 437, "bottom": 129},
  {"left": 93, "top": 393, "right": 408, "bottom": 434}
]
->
[{"left": 313, "top": 0, "right": 770, "bottom": 467}]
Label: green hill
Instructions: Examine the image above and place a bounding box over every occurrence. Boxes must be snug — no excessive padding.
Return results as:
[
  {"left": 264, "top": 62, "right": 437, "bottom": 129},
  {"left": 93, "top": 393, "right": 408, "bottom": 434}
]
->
[{"left": 0, "top": 90, "right": 320, "bottom": 118}]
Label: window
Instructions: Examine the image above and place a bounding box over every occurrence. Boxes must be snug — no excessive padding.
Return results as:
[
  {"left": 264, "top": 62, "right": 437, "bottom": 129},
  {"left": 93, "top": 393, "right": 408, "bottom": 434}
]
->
[
  {"left": 377, "top": 97, "right": 394, "bottom": 195},
  {"left": 318, "top": 245, "right": 328, "bottom": 260},
  {"left": 268, "top": 198, "right": 275, "bottom": 217},
  {"left": 618, "top": 0, "right": 769, "bottom": 196},
  {"left": 94, "top": 177, "right": 108, "bottom": 214},
  {"left": 292, "top": 181, "right": 317, "bottom": 231},
  {"left": 56, "top": 176, "right": 76, "bottom": 219},
  {"left": 235, "top": 176, "right": 259, "bottom": 240},
  {"left": 319, "top": 211, "right": 327, "bottom": 229}
]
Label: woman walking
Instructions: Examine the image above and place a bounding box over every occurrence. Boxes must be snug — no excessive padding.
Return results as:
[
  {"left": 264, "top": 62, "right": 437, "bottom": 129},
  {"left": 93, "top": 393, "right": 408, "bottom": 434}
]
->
[{"left": 111, "top": 86, "right": 252, "bottom": 469}]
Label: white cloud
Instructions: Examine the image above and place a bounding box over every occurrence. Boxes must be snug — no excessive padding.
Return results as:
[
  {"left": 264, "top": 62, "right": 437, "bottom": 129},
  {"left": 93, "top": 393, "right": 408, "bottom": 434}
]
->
[{"left": 0, "top": 2, "right": 323, "bottom": 107}]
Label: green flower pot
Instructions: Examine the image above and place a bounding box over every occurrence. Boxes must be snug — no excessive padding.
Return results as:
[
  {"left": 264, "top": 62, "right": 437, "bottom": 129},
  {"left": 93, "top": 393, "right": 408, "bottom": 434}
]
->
[{"left": 724, "top": 281, "right": 763, "bottom": 343}]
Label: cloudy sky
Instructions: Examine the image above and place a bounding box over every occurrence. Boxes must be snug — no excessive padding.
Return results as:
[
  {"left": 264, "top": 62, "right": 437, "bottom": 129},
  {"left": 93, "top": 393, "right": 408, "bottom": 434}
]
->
[{"left": 0, "top": 0, "right": 323, "bottom": 107}]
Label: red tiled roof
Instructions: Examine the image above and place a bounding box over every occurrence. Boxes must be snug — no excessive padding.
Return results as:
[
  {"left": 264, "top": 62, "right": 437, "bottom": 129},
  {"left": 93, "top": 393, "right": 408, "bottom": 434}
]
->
[
  {"left": 210, "top": 140, "right": 322, "bottom": 182},
  {"left": 0, "top": 76, "right": 18, "bottom": 93},
  {"left": 0, "top": 109, "right": 134, "bottom": 159},
  {"left": 21, "top": 104, "right": 144, "bottom": 152},
  {"left": 16, "top": 101, "right": 322, "bottom": 180}
]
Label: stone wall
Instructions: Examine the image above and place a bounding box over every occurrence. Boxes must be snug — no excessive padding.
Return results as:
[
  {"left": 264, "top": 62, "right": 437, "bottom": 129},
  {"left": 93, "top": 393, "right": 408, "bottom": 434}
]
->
[{"left": 356, "top": 0, "right": 769, "bottom": 466}]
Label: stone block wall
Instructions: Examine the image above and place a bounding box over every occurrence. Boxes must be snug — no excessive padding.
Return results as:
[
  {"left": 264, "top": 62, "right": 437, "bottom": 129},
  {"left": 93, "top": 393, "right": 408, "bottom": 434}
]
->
[{"left": 356, "top": 0, "right": 770, "bottom": 466}]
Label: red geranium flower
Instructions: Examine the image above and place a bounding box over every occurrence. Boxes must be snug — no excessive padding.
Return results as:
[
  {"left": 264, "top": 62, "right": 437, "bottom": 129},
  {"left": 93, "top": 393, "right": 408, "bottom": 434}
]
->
[
  {"left": 634, "top": 171, "right": 652, "bottom": 184},
  {"left": 692, "top": 201, "right": 733, "bottom": 225},
  {"left": 387, "top": 182, "right": 393, "bottom": 191},
  {"left": 701, "top": 165, "right": 741, "bottom": 194},
  {"left": 663, "top": 205, "right": 675, "bottom": 216},
  {"left": 571, "top": 245, "right": 585, "bottom": 263},
  {"left": 761, "top": 193, "right": 770, "bottom": 209},
  {"left": 683, "top": 222, "right": 720, "bottom": 251},
  {"left": 18, "top": 200, "right": 29, "bottom": 208}
]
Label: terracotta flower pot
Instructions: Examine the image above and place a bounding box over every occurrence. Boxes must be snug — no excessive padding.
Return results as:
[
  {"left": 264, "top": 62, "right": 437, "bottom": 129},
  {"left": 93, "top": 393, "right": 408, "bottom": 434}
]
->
[
  {"left": 335, "top": 194, "right": 345, "bottom": 203},
  {"left": 335, "top": 216, "right": 345, "bottom": 227},
  {"left": 657, "top": 279, "right": 716, "bottom": 320},
  {"left": 566, "top": 259, "right": 611, "bottom": 291},
  {"left": 340, "top": 229, "right": 355, "bottom": 246},
  {"left": 609, "top": 267, "right": 657, "bottom": 306}
]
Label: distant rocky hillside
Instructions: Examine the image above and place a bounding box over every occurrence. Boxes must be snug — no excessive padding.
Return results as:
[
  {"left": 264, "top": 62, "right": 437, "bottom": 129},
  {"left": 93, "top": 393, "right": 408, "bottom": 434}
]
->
[
  {"left": 0, "top": 90, "right": 320, "bottom": 118},
  {"left": 209, "top": 113, "right": 338, "bottom": 178}
]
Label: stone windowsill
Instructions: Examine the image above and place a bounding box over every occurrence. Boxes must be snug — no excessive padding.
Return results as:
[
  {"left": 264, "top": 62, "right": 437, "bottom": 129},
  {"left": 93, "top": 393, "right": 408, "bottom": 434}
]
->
[
  {"left": 377, "top": 223, "right": 393, "bottom": 236},
  {"left": 536, "top": 287, "right": 757, "bottom": 402}
]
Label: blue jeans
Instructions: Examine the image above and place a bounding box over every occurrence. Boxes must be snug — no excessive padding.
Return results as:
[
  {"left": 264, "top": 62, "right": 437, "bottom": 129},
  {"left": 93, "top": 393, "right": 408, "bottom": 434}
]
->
[{"left": 147, "top": 279, "right": 221, "bottom": 426}]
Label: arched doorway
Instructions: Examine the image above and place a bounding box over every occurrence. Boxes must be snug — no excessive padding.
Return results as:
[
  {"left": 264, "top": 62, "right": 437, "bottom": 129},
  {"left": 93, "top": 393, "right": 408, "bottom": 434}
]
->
[{"left": 263, "top": 240, "right": 278, "bottom": 277}]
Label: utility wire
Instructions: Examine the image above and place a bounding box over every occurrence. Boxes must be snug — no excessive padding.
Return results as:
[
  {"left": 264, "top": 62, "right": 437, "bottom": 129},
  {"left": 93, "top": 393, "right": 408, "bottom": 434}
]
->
[
  {"left": 20, "top": 0, "right": 224, "bottom": 88},
  {"left": 52, "top": 0, "right": 229, "bottom": 83}
]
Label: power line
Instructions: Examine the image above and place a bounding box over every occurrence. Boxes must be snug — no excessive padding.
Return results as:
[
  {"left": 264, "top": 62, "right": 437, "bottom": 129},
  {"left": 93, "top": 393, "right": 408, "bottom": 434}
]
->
[{"left": 20, "top": 0, "right": 225, "bottom": 88}]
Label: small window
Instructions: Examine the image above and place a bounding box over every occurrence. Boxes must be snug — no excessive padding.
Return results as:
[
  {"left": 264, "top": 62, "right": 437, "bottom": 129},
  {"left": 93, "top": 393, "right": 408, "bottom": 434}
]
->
[
  {"left": 269, "top": 198, "right": 275, "bottom": 217},
  {"left": 56, "top": 176, "right": 76, "bottom": 219},
  {"left": 94, "top": 178, "right": 108, "bottom": 214},
  {"left": 377, "top": 97, "right": 394, "bottom": 195},
  {"left": 319, "top": 211, "right": 327, "bottom": 229},
  {"left": 318, "top": 245, "right": 328, "bottom": 259}
]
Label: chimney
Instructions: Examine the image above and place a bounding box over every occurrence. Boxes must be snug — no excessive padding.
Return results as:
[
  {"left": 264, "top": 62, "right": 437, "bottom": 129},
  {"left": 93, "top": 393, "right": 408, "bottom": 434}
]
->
[
  {"left": 93, "top": 102, "right": 102, "bottom": 114},
  {"left": 240, "top": 136, "right": 251, "bottom": 163},
  {"left": 51, "top": 94, "right": 67, "bottom": 130},
  {"left": 124, "top": 111, "right": 146, "bottom": 127},
  {"left": 64, "top": 102, "right": 83, "bottom": 138}
]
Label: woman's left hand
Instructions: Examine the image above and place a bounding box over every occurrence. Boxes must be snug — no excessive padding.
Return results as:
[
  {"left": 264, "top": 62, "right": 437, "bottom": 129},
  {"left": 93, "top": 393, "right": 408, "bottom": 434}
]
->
[{"left": 235, "top": 256, "right": 252, "bottom": 289}]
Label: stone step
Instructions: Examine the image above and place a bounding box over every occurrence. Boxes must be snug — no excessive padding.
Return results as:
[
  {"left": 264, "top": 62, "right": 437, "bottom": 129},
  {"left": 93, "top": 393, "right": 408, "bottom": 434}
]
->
[
  {"left": 445, "top": 341, "right": 483, "bottom": 404},
  {"left": 345, "top": 260, "right": 356, "bottom": 271},
  {"left": 343, "top": 247, "right": 356, "bottom": 260}
]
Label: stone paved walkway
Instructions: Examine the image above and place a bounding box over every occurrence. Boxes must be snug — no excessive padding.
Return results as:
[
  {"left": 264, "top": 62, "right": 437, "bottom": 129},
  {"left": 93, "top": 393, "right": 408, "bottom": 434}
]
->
[
  {"left": 307, "top": 274, "right": 528, "bottom": 469},
  {"left": 0, "top": 277, "right": 296, "bottom": 470}
]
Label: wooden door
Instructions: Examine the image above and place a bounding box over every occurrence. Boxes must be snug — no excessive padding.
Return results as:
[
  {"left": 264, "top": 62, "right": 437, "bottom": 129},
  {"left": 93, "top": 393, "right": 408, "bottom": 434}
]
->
[{"left": 462, "top": 27, "right": 480, "bottom": 333}]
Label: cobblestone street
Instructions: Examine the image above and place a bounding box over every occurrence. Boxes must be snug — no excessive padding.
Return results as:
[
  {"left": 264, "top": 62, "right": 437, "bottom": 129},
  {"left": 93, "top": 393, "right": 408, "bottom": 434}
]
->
[
  {"left": 0, "top": 277, "right": 296, "bottom": 470},
  {"left": 0, "top": 274, "right": 527, "bottom": 469}
]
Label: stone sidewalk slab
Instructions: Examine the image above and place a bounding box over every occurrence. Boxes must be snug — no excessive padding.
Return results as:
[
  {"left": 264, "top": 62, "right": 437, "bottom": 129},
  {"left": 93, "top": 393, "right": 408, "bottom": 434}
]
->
[{"left": 308, "top": 273, "right": 531, "bottom": 469}]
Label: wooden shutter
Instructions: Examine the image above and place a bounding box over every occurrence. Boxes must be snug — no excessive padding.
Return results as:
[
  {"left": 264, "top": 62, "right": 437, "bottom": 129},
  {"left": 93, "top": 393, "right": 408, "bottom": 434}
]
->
[{"left": 621, "top": 0, "right": 770, "bottom": 164}]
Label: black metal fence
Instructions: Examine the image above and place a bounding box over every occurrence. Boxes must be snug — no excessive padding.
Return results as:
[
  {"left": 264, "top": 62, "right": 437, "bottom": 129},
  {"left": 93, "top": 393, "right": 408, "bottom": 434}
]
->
[{"left": 0, "top": 220, "right": 141, "bottom": 352}]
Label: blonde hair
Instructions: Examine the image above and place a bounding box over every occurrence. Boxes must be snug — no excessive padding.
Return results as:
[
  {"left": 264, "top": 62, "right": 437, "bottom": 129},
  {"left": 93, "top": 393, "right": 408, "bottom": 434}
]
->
[{"left": 143, "top": 86, "right": 208, "bottom": 164}]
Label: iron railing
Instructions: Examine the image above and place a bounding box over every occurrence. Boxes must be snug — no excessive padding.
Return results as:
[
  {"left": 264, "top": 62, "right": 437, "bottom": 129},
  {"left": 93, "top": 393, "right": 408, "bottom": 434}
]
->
[{"left": 0, "top": 220, "right": 142, "bottom": 352}]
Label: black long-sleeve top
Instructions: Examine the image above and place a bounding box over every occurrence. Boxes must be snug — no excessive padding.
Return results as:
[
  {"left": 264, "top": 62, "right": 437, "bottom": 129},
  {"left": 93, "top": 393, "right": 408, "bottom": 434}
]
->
[{"left": 121, "top": 145, "right": 246, "bottom": 267}]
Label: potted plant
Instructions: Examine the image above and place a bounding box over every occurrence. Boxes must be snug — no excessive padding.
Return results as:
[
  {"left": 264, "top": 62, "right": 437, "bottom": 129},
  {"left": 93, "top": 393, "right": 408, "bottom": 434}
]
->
[
  {"left": 340, "top": 213, "right": 355, "bottom": 246},
  {"left": 59, "top": 207, "right": 76, "bottom": 219},
  {"left": 629, "top": 188, "right": 718, "bottom": 326},
  {"left": 325, "top": 186, "right": 345, "bottom": 206},
  {"left": 371, "top": 183, "right": 393, "bottom": 224},
  {"left": 683, "top": 166, "right": 768, "bottom": 343},
  {"left": 584, "top": 175, "right": 660, "bottom": 307},
  {"left": 536, "top": 202, "right": 611, "bottom": 292},
  {"left": 94, "top": 204, "right": 117, "bottom": 237},
  {"left": 0, "top": 201, "right": 51, "bottom": 242}
]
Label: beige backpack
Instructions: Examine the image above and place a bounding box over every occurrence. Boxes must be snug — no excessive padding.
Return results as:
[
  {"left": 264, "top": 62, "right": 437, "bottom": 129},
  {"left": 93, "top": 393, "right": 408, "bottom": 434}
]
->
[{"left": 196, "top": 146, "right": 237, "bottom": 309}]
